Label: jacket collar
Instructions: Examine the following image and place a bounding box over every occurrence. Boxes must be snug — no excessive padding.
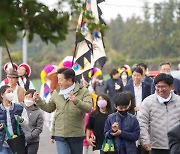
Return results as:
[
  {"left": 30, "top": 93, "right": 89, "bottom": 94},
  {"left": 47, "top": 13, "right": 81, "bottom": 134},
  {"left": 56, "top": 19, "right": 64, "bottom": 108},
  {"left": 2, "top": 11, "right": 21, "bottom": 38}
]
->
[
  {"left": 73, "top": 82, "right": 82, "bottom": 95},
  {"left": 0, "top": 103, "right": 15, "bottom": 111},
  {"left": 155, "top": 91, "right": 178, "bottom": 104},
  {"left": 56, "top": 82, "right": 82, "bottom": 98}
]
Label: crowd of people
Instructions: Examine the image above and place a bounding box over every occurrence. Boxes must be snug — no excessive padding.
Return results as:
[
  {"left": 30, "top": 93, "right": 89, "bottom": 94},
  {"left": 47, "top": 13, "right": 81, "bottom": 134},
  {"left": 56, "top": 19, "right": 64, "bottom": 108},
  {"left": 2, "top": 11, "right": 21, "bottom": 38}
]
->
[{"left": 0, "top": 61, "right": 180, "bottom": 154}]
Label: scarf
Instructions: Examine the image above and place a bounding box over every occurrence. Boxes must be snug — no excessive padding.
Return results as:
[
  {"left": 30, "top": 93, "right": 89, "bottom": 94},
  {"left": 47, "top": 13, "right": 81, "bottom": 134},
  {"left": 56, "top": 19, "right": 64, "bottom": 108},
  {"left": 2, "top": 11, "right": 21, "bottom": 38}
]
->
[{"left": 59, "top": 83, "right": 75, "bottom": 99}]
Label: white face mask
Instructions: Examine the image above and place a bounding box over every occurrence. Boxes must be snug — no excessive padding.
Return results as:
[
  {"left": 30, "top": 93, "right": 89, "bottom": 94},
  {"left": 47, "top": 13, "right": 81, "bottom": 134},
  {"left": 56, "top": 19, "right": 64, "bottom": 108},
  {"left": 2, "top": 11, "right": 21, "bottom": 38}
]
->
[
  {"left": 24, "top": 100, "right": 34, "bottom": 107},
  {"left": 121, "top": 74, "right": 127, "bottom": 80},
  {"left": 6, "top": 93, "right": 14, "bottom": 102},
  {"left": 164, "top": 72, "right": 171, "bottom": 75},
  {"left": 156, "top": 92, "right": 172, "bottom": 104}
]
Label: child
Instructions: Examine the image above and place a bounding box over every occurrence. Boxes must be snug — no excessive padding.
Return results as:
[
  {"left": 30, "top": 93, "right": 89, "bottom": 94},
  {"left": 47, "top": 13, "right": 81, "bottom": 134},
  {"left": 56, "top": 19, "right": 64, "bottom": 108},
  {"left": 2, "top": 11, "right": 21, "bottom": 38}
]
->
[
  {"left": 21, "top": 89, "right": 44, "bottom": 154},
  {"left": 86, "top": 93, "right": 112, "bottom": 154},
  {"left": 0, "top": 85, "right": 24, "bottom": 154},
  {"left": 104, "top": 92, "right": 140, "bottom": 154}
]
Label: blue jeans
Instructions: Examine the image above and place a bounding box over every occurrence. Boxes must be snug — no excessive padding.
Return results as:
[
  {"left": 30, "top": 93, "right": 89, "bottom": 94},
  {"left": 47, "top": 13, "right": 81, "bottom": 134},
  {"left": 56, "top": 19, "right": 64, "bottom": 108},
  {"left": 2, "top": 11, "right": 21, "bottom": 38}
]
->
[
  {"left": 0, "top": 146, "right": 13, "bottom": 154},
  {"left": 55, "top": 137, "right": 83, "bottom": 154}
]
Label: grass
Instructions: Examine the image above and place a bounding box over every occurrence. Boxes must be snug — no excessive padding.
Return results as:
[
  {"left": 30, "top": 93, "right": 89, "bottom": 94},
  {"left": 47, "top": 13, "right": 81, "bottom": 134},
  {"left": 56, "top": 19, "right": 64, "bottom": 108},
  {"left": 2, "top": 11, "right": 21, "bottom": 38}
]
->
[
  {"left": 103, "top": 74, "right": 110, "bottom": 80},
  {"left": 32, "top": 79, "right": 42, "bottom": 92}
]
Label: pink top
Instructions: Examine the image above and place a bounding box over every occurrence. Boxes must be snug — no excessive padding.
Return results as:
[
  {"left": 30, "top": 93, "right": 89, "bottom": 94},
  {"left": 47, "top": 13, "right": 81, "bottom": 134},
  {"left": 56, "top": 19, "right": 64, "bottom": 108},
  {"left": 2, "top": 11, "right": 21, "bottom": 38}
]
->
[{"left": 83, "top": 113, "right": 90, "bottom": 146}]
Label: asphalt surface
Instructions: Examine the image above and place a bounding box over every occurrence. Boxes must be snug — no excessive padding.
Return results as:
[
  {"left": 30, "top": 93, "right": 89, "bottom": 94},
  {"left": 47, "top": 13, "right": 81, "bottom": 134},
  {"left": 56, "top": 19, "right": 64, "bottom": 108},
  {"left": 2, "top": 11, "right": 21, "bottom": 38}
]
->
[{"left": 38, "top": 125, "right": 57, "bottom": 154}]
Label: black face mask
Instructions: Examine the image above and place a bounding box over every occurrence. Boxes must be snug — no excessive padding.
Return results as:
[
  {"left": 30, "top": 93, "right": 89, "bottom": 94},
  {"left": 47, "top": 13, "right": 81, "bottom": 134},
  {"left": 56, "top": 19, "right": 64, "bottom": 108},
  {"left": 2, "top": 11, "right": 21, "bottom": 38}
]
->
[{"left": 118, "top": 110, "right": 128, "bottom": 116}]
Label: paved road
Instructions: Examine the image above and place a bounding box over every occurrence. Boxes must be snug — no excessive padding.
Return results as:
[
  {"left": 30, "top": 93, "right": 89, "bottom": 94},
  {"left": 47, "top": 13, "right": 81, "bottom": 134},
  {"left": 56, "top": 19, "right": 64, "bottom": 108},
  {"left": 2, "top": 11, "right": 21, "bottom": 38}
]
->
[
  {"left": 38, "top": 125, "right": 57, "bottom": 154},
  {"left": 38, "top": 125, "right": 93, "bottom": 154}
]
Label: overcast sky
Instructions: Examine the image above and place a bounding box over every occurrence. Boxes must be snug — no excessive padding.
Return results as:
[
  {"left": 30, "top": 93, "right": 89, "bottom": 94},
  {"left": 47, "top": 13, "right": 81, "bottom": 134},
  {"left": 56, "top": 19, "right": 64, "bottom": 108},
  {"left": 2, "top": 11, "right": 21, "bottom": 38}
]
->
[{"left": 39, "top": 0, "right": 169, "bottom": 21}]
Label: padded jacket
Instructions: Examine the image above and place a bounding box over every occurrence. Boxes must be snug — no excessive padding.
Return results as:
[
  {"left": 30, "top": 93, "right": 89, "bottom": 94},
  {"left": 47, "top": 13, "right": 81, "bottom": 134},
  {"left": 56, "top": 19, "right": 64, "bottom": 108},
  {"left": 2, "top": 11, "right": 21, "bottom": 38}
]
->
[
  {"left": 104, "top": 112, "right": 140, "bottom": 154},
  {"left": 0, "top": 103, "right": 23, "bottom": 148},
  {"left": 139, "top": 93, "right": 180, "bottom": 149}
]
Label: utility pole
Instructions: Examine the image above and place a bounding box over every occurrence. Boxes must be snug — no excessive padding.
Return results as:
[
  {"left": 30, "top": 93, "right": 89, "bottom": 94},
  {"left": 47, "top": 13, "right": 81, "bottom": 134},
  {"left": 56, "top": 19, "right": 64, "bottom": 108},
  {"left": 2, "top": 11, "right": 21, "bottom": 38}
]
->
[
  {"left": 22, "top": 30, "right": 28, "bottom": 63},
  {"left": 0, "top": 47, "right": 2, "bottom": 81}
]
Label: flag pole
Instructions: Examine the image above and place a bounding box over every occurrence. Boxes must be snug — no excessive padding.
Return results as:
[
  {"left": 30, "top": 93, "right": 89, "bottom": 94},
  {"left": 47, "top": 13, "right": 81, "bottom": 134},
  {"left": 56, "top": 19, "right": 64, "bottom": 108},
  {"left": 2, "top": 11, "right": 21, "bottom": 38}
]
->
[{"left": 4, "top": 41, "right": 16, "bottom": 71}]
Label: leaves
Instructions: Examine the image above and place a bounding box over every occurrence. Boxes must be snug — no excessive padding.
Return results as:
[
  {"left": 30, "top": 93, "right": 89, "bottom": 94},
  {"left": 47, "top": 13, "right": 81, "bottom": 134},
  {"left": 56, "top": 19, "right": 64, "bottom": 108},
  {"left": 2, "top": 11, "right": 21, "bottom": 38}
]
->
[
  {"left": 0, "top": 0, "right": 66, "bottom": 45},
  {"left": 0, "top": 0, "right": 107, "bottom": 46},
  {"left": 0, "top": 0, "right": 102, "bottom": 46}
]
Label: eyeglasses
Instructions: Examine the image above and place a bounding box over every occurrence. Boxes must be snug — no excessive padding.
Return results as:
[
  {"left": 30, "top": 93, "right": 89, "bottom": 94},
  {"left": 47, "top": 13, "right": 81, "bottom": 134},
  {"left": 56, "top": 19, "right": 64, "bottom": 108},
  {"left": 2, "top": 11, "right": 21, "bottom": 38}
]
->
[{"left": 155, "top": 85, "right": 169, "bottom": 90}]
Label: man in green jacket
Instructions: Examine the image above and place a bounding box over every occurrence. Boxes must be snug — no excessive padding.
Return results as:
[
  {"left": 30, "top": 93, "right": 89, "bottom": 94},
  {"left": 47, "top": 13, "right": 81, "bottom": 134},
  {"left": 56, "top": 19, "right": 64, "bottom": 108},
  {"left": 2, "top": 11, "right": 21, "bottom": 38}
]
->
[{"left": 33, "top": 67, "right": 92, "bottom": 154}]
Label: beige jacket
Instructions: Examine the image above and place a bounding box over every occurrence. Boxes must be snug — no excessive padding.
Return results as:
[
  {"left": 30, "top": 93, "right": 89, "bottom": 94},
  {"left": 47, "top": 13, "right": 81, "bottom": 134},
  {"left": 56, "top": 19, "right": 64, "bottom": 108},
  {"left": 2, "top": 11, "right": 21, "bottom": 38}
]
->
[
  {"left": 17, "top": 86, "right": 26, "bottom": 102},
  {"left": 12, "top": 85, "right": 26, "bottom": 103}
]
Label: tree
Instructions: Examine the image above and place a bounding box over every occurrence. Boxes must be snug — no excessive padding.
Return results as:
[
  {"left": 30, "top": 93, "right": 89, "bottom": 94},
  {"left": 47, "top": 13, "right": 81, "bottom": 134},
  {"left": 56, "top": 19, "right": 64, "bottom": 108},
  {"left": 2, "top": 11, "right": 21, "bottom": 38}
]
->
[
  {"left": 0, "top": 0, "right": 104, "bottom": 46},
  {"left": 105, "top": 15, "right": 124, "bottom": 51},
  {"left": 0, "top": 0, "right": 70, "bottom": 46},
  {"left": 153, "top": 0, "right": 177, "bottom": 57}
]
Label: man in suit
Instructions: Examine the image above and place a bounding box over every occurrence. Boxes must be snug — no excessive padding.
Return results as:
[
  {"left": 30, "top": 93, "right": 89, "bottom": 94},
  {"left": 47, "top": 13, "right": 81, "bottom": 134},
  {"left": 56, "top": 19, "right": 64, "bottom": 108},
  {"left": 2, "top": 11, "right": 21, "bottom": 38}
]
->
[
  {"left": 168, "top": 124, "right": 180, "bottom": 154},
  {"left": 127, "top": 63, "right": 153, "bottom": 86},
  {"left": 137, "top": 63, "right": 153, "bottom": 86},
  {"left": 124, "top": 67, "right": 151, "bottom": 110}
]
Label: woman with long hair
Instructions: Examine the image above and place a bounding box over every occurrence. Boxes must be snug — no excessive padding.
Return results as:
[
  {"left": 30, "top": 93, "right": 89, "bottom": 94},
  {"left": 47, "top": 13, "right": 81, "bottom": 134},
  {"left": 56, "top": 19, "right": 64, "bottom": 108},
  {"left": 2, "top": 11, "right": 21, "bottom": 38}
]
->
[{"left": 86, "top": 93, "right": 113, "bottom": 154}]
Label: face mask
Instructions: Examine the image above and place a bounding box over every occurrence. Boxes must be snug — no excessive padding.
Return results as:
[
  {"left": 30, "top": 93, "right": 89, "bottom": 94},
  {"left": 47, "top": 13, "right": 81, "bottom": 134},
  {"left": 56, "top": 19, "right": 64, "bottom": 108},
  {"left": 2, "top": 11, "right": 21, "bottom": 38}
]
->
[
  {"left": 6, "top": 93, "right": 14, "bottom": 102},
  {"left": 97, "top": 100, "right": 107, "bottom": 108},
  {"left": 156, "top": 92, "right": 172, "bottom": 104},
  {"left": 121, "top": 74, "right": 127, "bottom": 80},
  {"left": 163, "top": 71, "right": 171, "bottom": 75},
  {"left": 24, "top": 100, "right": 34, "bottom": 107},
  {"left": 118, "top": 110, "right": 128, "bottom": 116}
]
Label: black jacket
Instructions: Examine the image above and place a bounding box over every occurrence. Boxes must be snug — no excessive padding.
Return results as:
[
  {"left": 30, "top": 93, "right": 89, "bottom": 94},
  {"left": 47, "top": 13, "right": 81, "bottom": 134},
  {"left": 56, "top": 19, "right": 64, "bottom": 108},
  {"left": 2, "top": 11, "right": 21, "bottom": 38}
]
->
[
  {"left": 124, "top": 81, "right": 151, "bottom": 102},
  {"left": 103, "top": 78, "right": 124, "bottom": 102},
  {"left": 168, "top": 124, "right": 180, "bottom": 154}
]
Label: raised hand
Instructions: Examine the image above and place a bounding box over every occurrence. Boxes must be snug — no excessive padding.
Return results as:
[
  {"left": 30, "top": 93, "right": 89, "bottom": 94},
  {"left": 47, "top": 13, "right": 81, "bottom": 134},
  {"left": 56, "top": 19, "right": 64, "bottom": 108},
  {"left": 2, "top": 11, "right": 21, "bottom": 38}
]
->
[
  {"left": 69, "top": 93, "right": 77, "bottom": 103},
  {"left": 33, "top": 91, "right": 40, "bottom": 102}
]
